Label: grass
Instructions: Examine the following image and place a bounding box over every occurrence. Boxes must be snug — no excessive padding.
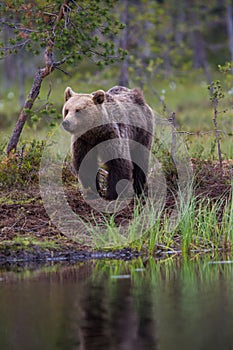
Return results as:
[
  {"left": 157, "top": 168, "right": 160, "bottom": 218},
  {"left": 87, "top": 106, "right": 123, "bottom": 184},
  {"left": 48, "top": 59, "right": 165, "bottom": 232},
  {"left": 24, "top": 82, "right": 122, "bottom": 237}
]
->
[
  {"left": 86, "top": 196, "right": 166, "bottom": 249},
  {"left": 0, "top": 235, "right": 62, "bottom": 251},
  {"left": 61, "top": 184, "right": 232, "bottom": 255},
  {"left": 179, "top": 195, "right": 233, "bottom": 254},
  {"left": 0, "top": 71, "right": 232, "bottom": 257},
  {"left": 0, "top": 135, "right": 232, "bottom": 255}
]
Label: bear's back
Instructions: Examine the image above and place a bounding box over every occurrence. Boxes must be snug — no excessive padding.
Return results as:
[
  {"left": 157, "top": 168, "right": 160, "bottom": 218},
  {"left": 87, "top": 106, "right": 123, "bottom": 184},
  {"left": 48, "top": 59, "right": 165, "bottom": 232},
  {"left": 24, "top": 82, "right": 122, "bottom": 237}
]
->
[{"left": 106, "top": 86, "right": 146, "bottom": 106}]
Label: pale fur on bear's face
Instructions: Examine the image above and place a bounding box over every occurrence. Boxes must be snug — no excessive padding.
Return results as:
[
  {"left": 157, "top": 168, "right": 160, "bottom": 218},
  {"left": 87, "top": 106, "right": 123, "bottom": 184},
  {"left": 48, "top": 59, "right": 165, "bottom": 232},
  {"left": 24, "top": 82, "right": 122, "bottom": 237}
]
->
[{"left": 62, "top": 87, "right": 105, "bottom": 135}]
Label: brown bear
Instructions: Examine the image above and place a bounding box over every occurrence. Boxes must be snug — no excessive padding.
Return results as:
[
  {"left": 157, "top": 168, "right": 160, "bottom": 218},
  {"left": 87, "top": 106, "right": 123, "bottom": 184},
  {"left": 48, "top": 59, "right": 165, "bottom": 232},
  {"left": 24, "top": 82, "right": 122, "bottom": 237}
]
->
[{"left": 62, "top": 85, "right": 154, "bottom": 200}]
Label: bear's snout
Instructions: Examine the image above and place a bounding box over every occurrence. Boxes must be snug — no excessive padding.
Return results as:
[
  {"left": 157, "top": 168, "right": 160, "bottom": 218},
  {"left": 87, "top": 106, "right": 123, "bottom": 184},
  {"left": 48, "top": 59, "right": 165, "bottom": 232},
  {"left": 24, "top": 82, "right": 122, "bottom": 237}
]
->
[{"left": 62, "top": 119, "right": 70, "bottom": 131}]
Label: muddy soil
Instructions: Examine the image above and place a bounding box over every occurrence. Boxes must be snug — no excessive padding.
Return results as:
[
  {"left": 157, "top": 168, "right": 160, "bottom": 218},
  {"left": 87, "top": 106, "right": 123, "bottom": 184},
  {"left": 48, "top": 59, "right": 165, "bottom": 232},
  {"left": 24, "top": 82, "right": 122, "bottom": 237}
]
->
[{"left": 0, "top": 159, "right": 232, "bottom": 263}]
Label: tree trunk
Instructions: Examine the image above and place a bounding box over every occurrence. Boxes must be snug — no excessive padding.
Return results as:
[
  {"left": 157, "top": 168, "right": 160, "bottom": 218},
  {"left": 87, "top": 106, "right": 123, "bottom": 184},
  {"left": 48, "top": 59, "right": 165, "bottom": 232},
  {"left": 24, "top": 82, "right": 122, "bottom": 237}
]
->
[
  {"left": 6, "top": 1, "right": 68, "bottom": 155},
  {"left": 174, "top": 0, "right": 185, "bottom": 46},
  {"left": 226, "top": 2, "right": 233, "bottom": 73},
  {"left": 189, "top": 1, "right": 211, "bottom": 84},
  {"left": 119, "top": 0, "right": 129, "bottom": 87},
  {"left": 6, "top": 42, "right": 55, "bottom": 154},
  {"left": 17, "top": 52, "right": 26, "bottom": 107},
  {"left": 6, "top": 69, "right": 44, "bottom": 154},
  {"left": 193, "top": 29, "right": 211, "bottom": 84},
  {"left": 3, "top": 27, "right": 16, "bottom": 89}
]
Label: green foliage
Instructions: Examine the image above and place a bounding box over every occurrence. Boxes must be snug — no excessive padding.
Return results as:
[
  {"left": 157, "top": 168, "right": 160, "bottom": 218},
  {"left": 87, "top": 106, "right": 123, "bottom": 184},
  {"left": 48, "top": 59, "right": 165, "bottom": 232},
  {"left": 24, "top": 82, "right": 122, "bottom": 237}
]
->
[
  {"left": 218, "top": 62, "right": 233, "bottom": 74},
  {"left": 217, "top": 62, "right": 233, "bottom": 89},
  {"left": 0, "top": 0, "right": 127, "bottom": 66},
  {"left": 28, "top": 101, "right": 62, "bottom": 129},
  {"left": 0, "top": 140, "right": 45, "bottom": 188},
  {"left": 208, "top": 80, "right": 225, "bottom": 102}
]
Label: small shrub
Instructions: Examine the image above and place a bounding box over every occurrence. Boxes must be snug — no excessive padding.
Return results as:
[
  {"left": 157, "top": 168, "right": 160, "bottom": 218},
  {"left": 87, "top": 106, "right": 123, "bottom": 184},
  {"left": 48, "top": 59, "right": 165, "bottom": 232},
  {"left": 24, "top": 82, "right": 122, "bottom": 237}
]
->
[{"left": 0, "top": 140, "right": 45, "bottom": 188}]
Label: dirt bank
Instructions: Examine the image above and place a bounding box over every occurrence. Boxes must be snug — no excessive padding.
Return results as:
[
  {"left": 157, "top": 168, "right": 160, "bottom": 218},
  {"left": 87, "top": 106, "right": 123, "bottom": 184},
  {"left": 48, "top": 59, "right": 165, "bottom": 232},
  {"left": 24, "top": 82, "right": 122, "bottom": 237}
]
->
[{"left": 0, "top": 159, "right": 232, "bottom": 263}]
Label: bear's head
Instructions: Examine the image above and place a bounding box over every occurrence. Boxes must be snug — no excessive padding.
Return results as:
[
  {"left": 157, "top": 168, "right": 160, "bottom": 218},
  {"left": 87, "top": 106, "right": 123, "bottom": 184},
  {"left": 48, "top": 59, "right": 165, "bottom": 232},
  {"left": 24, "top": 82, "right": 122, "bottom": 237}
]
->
[{"left": 62, "top": 87, "right": 106, "bottom": 135}]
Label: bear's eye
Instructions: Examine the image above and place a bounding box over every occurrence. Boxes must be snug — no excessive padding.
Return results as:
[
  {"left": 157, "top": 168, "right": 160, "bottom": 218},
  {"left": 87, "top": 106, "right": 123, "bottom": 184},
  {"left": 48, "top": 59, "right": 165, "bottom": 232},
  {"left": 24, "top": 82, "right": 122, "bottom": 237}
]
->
[
  {"left": 76, "top": 109, "right": 80, "bottom": 113},
  {"left": 64, "top": 109, "right": 68, "bottom": 117}
]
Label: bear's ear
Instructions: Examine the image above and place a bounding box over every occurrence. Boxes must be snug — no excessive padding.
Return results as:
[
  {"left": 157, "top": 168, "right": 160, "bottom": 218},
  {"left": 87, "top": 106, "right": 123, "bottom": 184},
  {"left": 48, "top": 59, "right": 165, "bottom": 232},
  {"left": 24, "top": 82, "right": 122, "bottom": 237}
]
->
[
  {"left": 64, "top": 87, "right": 75, "bottom": 101},
  {"left": 93, "top": 90, "right": 105, "bottom": 105}
]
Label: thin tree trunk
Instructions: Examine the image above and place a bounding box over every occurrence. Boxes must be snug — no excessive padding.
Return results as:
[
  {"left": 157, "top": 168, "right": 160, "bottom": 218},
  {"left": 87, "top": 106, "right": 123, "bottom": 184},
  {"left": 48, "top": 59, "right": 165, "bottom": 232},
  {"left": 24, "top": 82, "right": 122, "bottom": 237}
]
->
[
  {"left": 226, "top": 2, "right": 233, "bottom": 73},
  {"left": 187, "top": 0, "right": 211, "bottom": 83},
  {"left": 17, "top": 52, "right": 25, "bottom": 107},
  {"left": 7, "top": 69, "right": 44, "bottom": 154},
  {"left": 3, "top": 27, "right": 15, "bottom": 89},
  {"left": 213, "top": 98, "right": 223, "bottom": 173},
  {"left": 6, "top": 1, "right": 68, "bottom": 154},
  {"left": 193, "top": 29, "right": 211, "bottom": 84},
  {"left": 119, "top": 56, "right": 129, "bottom": 87},
  {"left": 119, "top": 0, "right": 129, "bottom": 87},
  {"left": 6, "top": 42, "right": 55, "bottom": 154},
  {"left": 6, "top": 45, "right": 68, "bottom": 154},
  {"left": 174, "top": 0, "right": 185, "bottom": 45}
]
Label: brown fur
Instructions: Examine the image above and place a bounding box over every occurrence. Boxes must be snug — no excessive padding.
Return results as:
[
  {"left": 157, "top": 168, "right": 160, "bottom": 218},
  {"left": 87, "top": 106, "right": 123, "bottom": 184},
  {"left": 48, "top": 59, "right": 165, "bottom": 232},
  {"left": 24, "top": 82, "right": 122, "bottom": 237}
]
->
[{"left": 62, "top": 86, "right": 154, "bottom": 200}]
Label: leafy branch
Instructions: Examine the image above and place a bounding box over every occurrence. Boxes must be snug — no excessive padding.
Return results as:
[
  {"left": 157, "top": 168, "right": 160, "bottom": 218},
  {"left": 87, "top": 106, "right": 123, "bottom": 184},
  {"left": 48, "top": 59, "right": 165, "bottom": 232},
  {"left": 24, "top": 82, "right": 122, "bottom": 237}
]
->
[{"left": 0, "top": 0, "right": 127, "bottom": 154}]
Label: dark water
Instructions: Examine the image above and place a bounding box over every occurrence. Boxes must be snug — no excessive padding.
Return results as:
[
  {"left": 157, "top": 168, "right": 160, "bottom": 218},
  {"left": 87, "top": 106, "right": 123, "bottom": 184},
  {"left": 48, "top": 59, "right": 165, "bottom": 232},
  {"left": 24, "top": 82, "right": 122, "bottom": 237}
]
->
[{"left": 1, "top": 257, "right": 233, "bottom": 350}]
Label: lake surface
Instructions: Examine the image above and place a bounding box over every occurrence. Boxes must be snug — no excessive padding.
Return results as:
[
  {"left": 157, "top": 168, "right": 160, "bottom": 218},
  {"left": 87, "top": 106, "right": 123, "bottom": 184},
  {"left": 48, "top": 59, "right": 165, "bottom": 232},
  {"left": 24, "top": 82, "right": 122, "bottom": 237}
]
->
[{"left": 1, "top": 256, "right": 233, "bottom": 350}]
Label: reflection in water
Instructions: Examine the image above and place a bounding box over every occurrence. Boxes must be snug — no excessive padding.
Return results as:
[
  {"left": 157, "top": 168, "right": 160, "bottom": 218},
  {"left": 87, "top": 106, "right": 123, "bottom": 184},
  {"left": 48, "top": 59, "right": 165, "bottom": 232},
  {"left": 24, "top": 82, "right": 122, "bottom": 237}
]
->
[
  {"left": 81, "top": 272, "right": 156, "bottom": 350},
  {"left": 0, "top": 257, "right": 233, "bottom": 349}
]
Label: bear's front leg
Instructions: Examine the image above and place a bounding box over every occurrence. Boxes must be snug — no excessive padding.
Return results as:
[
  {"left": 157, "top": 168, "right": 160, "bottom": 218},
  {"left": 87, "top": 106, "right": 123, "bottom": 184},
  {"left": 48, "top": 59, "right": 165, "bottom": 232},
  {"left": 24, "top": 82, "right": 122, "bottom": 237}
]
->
[
  {"left": 105, "top": 159, "right": 133, "bottom": 200},
  {"left": 72, "top": 138, "right": 99, "bottom": 197}
]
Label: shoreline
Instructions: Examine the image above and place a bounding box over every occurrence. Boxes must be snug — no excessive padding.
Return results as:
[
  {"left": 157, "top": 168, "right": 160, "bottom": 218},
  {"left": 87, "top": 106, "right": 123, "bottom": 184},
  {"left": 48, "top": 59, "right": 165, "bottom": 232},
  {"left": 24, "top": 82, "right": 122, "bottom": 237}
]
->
[{"left": 0, "top": 158, "right": 232, "bottom": 263}]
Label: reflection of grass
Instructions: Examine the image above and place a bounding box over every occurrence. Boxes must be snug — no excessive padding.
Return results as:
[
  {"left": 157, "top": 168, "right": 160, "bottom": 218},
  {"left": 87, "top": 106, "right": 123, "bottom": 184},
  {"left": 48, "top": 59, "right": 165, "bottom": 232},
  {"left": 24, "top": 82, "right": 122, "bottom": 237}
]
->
[
  {"left": 3, "top": 251, "right": 232, "bottom": 283},
  {"left": 0, "top": 260, "right": 88, "bottom": 282},
  {"left": 91, "top": 252, "right": 233, "bottom": 287}
]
